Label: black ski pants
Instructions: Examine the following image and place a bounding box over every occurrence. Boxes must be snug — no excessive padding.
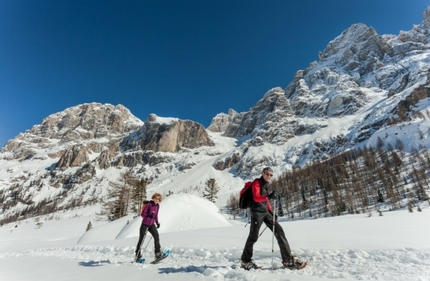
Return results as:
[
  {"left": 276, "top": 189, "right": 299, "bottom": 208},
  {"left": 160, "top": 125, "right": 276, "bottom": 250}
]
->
[
  {"left": 241, "top": 211, "right": 292, "bottom": 263},
  {"left": 135, "top": 223, "right": 161, "bottom": 254}
]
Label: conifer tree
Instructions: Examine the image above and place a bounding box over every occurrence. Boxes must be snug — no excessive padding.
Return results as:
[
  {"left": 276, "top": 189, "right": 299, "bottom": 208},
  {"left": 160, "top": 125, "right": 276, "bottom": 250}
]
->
[
  {"left": 226, "top": 193, "right": 239, "bottom": 219},
  {"left": 277, "top": 196, "right": 284, "bottom": 217},
  {"left": 395, "top": 138, "right": 405, "bottom": 156},
  {"left": 132, "top": 178, "right": 149, "bottom": 215},
  {"left": 202, "top": 178, "right": 220, "bottom": 203},
  {"left": 98, "top": 171, "right": 133, "bottom": 221},
  {"left": 86, "top": 221, "right": 93, "bottom": 232},
  {"left": 391, "top": 151, "right": 403, "bottom": 174},
  {"left": 376, "top": 137, "right": 385, "bottom": 150}
]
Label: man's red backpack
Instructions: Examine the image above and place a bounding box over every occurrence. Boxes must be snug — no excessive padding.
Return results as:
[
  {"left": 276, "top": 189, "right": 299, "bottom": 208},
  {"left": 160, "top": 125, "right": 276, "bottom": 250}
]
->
[{"left": 239, "top": 181, "right": 254, "bottom": 209}]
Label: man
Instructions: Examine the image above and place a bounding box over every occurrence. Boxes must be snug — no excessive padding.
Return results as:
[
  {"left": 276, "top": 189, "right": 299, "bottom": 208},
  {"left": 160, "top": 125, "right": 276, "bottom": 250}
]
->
[{"left": 240, "top": 167, "right": 306, "bottom": 270}]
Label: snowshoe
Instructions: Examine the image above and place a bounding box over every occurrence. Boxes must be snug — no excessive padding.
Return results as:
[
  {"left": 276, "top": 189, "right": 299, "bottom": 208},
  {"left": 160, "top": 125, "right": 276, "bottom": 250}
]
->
[
  {"left": 282, "top": 256, "right": 307, "bottom": 270},
  {"left": 150, "top": 248, "right": 171, "bottom": 264},
  {"left": 240, "top": 260, "right": 262, "bottom": 270}
]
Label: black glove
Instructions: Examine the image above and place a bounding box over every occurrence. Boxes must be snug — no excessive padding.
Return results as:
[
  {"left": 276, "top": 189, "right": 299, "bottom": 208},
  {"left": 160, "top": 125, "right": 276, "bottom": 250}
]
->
[
  {"left": 156, "top": 222, "right": 160, "bottom": 229},
  {"left": 268, "top": 190, "right": 278, "bottom": 199},
  {"left": 148, "top": 213, "right": 154, "bottom": 218}
]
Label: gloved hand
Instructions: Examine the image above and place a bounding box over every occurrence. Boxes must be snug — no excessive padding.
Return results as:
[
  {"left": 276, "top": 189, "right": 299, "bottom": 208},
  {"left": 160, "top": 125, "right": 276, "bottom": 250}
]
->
[
  {"left": 268, "top": 190, "right": 278, "bottom": 199},
  {"left": 156, "top": 222, "right": 160, "bottom": 229},
  {"left": 148, "top": 213, "right": 154, "bottom": 218}
]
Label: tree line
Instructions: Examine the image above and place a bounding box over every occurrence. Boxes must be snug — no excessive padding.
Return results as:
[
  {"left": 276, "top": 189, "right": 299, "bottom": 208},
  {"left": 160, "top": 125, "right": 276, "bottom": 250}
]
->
[
  {"left": 97, "top": 170, "right": 150, "bottom": 221},
  {"left": 226, "top": 144, "right": 430, "bottom": 219},
  {"left": 272, "top": 145, "right": 430, "bottom": 218}
]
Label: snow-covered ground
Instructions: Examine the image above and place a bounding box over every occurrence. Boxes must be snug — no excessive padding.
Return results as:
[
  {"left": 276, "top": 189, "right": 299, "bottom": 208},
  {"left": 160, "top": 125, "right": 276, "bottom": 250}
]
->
[{"left": 1, "top": 193, "right": 429, "bottom": 281}]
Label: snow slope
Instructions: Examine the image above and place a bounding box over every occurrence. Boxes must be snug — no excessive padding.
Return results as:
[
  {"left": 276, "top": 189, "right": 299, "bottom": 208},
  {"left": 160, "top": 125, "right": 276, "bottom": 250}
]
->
[
  {"left": 1, "top": 193, "right": 429, "bottom": 281},
  {"left": 77, "top": 194, "right": 231, "bottom": 243}
]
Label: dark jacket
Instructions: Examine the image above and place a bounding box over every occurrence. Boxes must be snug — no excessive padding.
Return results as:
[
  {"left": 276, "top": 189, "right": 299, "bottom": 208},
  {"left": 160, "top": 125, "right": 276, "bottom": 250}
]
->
[
  {"left": 141, "top": 200, "right": 159, "bottom": 226},
  {"left": 249, "top": 177, "right": 272, "bottom": 213}
]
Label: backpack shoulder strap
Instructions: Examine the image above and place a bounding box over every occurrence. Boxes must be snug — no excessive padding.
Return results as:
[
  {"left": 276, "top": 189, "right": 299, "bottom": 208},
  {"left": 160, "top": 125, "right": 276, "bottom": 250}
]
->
[{"left": 141, "top": 200, "right": 151, "bottom": 215}]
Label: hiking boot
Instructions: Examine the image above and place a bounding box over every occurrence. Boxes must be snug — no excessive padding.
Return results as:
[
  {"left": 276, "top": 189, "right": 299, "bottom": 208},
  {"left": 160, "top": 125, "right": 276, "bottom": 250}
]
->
[
  {"left": 240, "top": 260, "right": 260, "bottom": 270},
  {"left": 155, "top": 252, "right": 162, "bottom": 259},
  {"left": 282, "top": 256, "right": 306, "bottom": 269}
]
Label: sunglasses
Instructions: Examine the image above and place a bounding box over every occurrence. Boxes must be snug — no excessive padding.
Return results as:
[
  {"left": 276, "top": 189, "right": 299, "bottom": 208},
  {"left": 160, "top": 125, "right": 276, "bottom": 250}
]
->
[
  {"left": 154, "top": 197, "right": 161, "bottom": 200},
  {"left": 265, "top": 172, "right": 273, "bottom": 177}
]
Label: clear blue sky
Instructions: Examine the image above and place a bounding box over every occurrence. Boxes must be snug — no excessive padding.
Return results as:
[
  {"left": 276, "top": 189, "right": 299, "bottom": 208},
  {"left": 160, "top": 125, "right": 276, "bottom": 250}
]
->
[{"left": 0, "top": 0, "right": 429, "bottom": 147}]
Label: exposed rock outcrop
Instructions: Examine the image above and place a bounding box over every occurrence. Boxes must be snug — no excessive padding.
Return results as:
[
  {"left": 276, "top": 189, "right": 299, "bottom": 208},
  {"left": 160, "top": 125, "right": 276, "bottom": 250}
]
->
[
  {"left": 121, "top": 114, "right": 214, "bottom": 153},
  {"left": 56, "top": 144, "right": 89, "bottom": 169},
  {"left": 207, "top": 109, "right": 240, "bottom": 133}
]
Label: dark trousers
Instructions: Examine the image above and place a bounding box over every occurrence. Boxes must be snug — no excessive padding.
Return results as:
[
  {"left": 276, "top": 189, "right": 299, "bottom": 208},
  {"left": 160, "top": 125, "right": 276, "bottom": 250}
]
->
[
  {"left": 241, "top": 211, "right": 291, "bottom": 262},
  {"left": 135, "top": 223, "right": 161, "bottom": 254}
]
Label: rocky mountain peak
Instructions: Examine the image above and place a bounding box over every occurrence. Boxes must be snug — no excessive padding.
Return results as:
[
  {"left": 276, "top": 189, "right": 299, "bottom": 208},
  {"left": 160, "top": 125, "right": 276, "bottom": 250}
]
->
[
  {"left": 423, "top": 6, "right": 430, "bottom": 29},
  {"left": 3, "top": 103, "right": 141, "bottom": 148},
  {"left": 1, "top": 103, "right": 143, "bottom": 162},
  {"left": 213, "top": 87, "right": 297, "bottom": 144},
  {"left": 145, "top": 113, "right": 159, "bottom": 123},
  {"left": 207, "top": 109, "right": 240, "bottom": 133},
  {"left": 319, "top": 23, "right": 380, "bottom": 62}
]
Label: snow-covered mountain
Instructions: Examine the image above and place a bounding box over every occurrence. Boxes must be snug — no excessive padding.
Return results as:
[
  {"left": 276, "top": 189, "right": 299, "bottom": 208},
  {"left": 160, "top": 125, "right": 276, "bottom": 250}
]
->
[
  {"left": 2, "top": 7, "right": 430, "bottom": 223},
  {"left": 210, "top": 8, "right": 430, "bottom": 172}
]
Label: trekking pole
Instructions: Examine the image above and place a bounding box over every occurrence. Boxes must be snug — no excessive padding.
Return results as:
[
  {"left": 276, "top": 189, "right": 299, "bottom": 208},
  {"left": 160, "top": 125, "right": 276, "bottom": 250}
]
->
[
  {"left": 244, "top": 209, "right": 251, "bottom": 227},
  {"left": 259, "top": 226, "right": 268, "bottom": 237},
  {"left": 144, "top": 235, "right": 153, "bottom": 250},
  {"left": 137, "top": 227, "right": 149, "bottom": 258},
  {"left": 271, "top": 196, "right": 277, "bottom": 272}
]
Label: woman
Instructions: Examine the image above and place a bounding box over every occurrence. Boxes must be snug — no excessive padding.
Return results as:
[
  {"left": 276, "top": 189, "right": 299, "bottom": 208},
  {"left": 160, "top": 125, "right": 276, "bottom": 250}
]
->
[{"left": 134, "top": 193, "right": 162, "bottom": 261}]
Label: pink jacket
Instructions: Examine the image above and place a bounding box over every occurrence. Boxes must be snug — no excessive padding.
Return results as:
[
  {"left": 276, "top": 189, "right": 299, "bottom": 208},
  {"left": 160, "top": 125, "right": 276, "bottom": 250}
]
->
[{"left": 141, "top": 200, "right": 159, "bottom": 226}]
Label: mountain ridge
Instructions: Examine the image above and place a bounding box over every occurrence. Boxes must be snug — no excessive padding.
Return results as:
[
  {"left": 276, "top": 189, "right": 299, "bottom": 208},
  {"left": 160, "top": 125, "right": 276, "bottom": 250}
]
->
[{"left": 1, "top": 6, "right": 430, "bottom": 222}]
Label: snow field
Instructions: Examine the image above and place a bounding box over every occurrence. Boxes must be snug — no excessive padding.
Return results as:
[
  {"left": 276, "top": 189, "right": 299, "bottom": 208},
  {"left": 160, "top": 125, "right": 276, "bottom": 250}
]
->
[
  {"left": 1, "top": 243, "right": 429, "bottom": 280},
  {"left": 1, "top": 194, "right": 430, "bottom": 281}
]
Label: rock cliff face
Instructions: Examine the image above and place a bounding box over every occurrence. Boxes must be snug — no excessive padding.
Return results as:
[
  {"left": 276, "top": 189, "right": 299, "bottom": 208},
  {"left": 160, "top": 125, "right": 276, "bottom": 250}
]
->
[
  {"left": 209, "top": 87, "right": 296, "bottom": 143},
  {"left": 121, "top": 114, "right": 214, "bottom": 153},
  {"left": 112, "top": 114, "right": 215, "bottom": 167},
  {"left": 56, "top": 144, "right": 89, "bottom": 169}
]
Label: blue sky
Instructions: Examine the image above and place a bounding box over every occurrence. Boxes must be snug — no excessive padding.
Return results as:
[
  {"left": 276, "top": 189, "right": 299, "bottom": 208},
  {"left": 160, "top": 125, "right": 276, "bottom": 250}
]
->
[{"left": 0, "top": 0, "right": 429, "bottom": 147}]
